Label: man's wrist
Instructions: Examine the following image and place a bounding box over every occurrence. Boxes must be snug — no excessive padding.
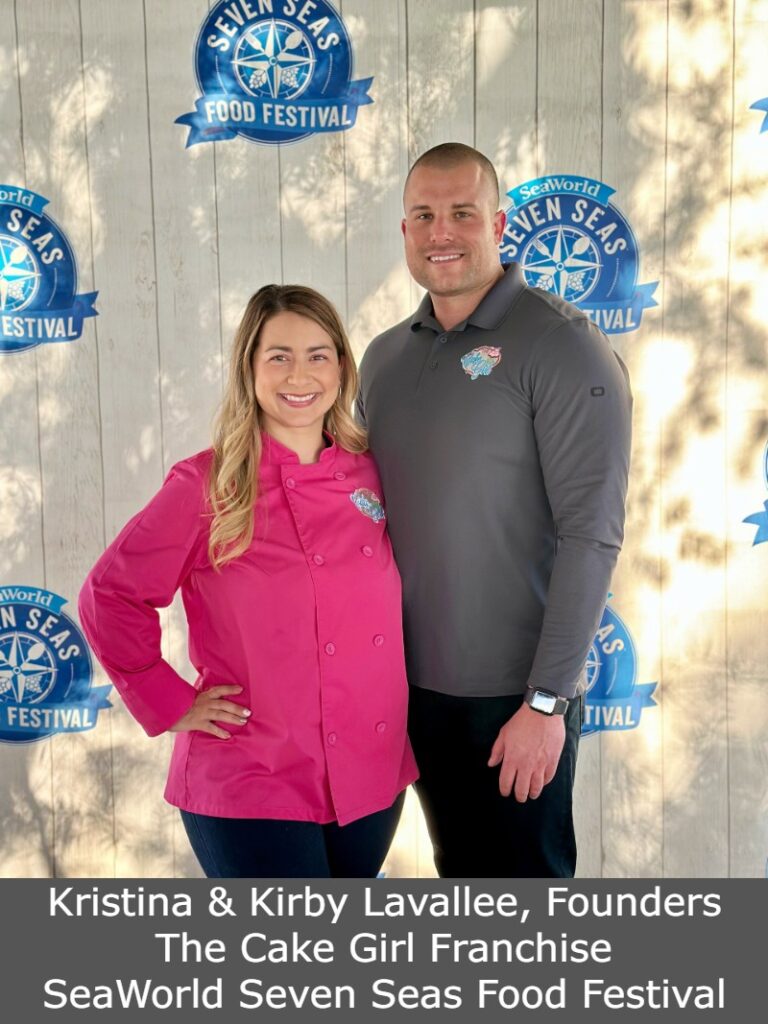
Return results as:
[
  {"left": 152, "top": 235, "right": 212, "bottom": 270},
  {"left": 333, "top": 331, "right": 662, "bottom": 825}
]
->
[{"left": 524, "top": 686, "right": 570, "bottom": 716}]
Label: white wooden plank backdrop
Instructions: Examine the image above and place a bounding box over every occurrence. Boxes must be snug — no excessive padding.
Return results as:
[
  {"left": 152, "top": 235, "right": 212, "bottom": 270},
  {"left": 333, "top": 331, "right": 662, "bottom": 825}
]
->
[{"left": 0, "top": 0, "right": 766, "bottom": 878}]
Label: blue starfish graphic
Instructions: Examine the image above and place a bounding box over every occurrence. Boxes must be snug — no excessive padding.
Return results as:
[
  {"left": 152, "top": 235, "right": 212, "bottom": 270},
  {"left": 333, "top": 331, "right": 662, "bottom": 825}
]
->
[
  {"left": 743, "top": 500, "right": 768, "bottom": 545},
  {"left": 750, "top": 98, "right": 768, "bottom": 133}
]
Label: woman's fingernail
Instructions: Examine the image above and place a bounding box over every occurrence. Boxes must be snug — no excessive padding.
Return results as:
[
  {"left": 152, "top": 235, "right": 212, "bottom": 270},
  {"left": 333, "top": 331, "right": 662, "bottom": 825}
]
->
[{"left": 243, "top": 709, "right": 251, "bottom": 716}]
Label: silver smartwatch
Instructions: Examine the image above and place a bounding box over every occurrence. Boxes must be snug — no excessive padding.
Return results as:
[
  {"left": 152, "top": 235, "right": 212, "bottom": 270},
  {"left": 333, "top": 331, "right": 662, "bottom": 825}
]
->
[{"left": 524, "top": 686, "right": 569, "bottom": 716}]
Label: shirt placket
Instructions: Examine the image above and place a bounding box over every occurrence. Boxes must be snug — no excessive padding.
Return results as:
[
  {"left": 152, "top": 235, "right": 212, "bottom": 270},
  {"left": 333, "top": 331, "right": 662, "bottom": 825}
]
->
[
  {"left": 414, "top": 327, "right": 464, "bottom": 394},
  {"left": 280, "top": 463, "right": 344, "bottom": 820}
]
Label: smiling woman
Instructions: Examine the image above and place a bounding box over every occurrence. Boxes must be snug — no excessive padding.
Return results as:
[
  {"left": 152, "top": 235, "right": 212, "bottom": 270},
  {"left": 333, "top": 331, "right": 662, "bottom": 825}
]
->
[
  {"left": 253, "top": 310, "right": 343, "bottom": 464},
  {"left": 78, "top": 284, "right": 417, "bottom": 878}
]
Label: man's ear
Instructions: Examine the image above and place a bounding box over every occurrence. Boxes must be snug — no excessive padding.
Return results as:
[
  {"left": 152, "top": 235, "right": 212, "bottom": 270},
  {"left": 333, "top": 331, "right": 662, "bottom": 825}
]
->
[
  {"left": 493, "top": 208, "right": 506, "bottom": 244},
  {"left": 401, "top": 218, "right": 407, "bottom": 237}
]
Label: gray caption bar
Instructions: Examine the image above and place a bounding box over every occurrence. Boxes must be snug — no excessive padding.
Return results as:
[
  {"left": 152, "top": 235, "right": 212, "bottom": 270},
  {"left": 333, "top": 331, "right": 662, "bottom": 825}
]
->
[{"left": 3, "top": 880, "right": 764, "bottom": 1022}]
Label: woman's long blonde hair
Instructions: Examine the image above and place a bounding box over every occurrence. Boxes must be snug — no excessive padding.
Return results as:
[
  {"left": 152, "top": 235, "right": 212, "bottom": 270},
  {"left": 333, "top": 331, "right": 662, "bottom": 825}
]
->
[{"left": 208, "top": 284, "right": 367, "bottom": 568}]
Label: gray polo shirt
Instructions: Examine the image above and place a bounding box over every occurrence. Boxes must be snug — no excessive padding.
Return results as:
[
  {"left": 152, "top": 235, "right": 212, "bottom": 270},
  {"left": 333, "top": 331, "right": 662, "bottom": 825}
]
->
[{"left": 358, "top": 263, "right": 632, "bottom": 700}]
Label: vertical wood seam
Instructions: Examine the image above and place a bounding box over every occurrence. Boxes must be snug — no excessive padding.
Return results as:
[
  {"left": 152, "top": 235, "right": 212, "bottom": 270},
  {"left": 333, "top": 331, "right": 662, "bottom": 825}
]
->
[
  {"left": 278, "top": 146, "right": 285, "bottom": 285},
  {"left": 15, "top": 0, "right": 54, "bottom": 878},
  {"left": 77, "top": 0, "right": 115, "bottom": 878},
  {"left": 207, "top": 0, "right": 225, "bottom": 396},
  {"left": 141, "top": 0, "right": 166, "bottom": 478},
  {"left": 472, "top": 0, "right": 477, "bottom": 149},
  {"left": 212, "top": 138, "right": 225, "bottom": 395},
  {"left": 723, "top": 0, "right": 738, "bottom": 879},
  {"left": 659, "top": 0, "right": 671, "bottom": 878},
  {"left": 535, "top": 0, "right": 540, "bottom": 175},
  {"left": 404, "top": 0, "right": 411, "bottom": 161}
]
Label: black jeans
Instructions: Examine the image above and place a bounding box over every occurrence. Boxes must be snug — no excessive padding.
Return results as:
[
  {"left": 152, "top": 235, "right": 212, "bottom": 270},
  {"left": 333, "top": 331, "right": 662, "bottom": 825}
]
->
[
  {"left": 180, "top": 792, "right": 405, "bottom": 878},
  {"left": 408, "top": 687, "right": 581, "bottom": 878}
]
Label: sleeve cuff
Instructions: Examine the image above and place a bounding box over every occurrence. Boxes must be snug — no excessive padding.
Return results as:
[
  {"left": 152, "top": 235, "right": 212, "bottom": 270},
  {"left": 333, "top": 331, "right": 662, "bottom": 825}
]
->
[{"left": 111, "top": 660, "right": 197, "bottom": 737}]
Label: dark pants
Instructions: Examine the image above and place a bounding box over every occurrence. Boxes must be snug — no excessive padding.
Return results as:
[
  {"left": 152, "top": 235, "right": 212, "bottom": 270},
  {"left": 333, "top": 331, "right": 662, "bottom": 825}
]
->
[
  {"left": 180, "top": 792, "right": 405, "bottom": 878},
  {"left": 408, "top": 687, "right": 581, "bottom": 878}
]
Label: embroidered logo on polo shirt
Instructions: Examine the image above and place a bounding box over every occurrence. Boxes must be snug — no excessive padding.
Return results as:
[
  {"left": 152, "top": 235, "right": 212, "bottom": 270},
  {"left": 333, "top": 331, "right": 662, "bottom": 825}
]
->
[
  {"left": 349, "top": 488, "right": 385, "bottom": 523},
  {"left": 460, "top": 345, "right": 502, "bottom": 380}
]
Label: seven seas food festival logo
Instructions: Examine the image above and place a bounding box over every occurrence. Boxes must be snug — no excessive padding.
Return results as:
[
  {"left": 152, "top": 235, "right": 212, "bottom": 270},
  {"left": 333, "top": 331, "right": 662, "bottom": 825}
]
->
[
  {"left": 176, "top": 0, "right": 373, "bottom": 146},
  {"left": 500, "top": 175, "right": 658, "bottom": 334},
  {"left": 0, "top": 587, "right": 111, "bottom": 743},
  {"left": 0, "top": 186, "right": 98, "bottom": 354},
  {"left": 582, "top": 602, "right": 657, "bottom": 736}
]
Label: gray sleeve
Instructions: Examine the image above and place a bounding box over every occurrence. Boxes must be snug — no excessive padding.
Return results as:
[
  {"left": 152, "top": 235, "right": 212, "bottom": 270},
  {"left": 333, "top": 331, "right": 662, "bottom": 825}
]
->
[
  {"left": 525, "top": 318, "right": 632, "bottom": 698},
  {"left": 355, "top": 345, "right": 372, "bottom": 429},
  {"left": 355, "top": 389, "right": 368, "bottom": 430}
]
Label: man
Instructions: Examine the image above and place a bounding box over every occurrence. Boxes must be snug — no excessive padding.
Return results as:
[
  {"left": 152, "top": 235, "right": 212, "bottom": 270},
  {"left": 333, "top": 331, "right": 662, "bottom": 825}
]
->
[{"left": 358, "top": 143, "right": 632, "bottom": 878}]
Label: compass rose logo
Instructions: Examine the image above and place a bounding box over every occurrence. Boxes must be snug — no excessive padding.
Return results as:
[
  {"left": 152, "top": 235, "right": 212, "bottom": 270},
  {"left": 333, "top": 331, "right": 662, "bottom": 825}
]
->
[
  {"left": 584, "top": 641, "right": 601, "bottom": 692},
  {"left": 0, "top": 631, "right": 57, "bottom": 704},
  {"left": 521, "top": 225, "right": 601, "bottom": 304},
  {"left": 501, "top": 175, "right": 658, "bottom": 334},
  {"left": 233, "top": 20, "right": 315, "bottom": 100},
  {"left": 582, "top": 603, "right": 657, "bottom": 735},
  {"left": 0, "top": 586, "right": 111, "bottom": 743},
  {"left": 0, "top": 185, "right": 98, "bottom": 354},
  {"left": 0, "top": 234, "right": 40, "bottom": 313},
  {"left": 177, "top": 0, "right": 373, "bottom": 147}
]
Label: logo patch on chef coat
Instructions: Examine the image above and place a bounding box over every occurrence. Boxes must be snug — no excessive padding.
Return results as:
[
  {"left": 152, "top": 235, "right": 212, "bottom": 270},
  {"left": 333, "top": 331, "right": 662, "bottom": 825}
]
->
[
  {"left": 349, "top": 488, "right": 385, "bottom": 523},
  {"left": 460, "top": 345, "right": 502, "bottom": 380}
]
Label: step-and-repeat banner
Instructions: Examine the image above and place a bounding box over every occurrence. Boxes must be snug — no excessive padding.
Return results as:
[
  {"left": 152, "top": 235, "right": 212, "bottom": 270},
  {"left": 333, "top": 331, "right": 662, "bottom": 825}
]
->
[{"left": 1, "top": 0, "right": 766, "bottom": 884}]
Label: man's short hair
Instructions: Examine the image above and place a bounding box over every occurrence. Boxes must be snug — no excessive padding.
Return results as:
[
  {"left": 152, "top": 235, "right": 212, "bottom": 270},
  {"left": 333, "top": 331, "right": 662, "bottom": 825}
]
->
[{"left": 404, "top": 143, "right": 500, "bottom": 209}]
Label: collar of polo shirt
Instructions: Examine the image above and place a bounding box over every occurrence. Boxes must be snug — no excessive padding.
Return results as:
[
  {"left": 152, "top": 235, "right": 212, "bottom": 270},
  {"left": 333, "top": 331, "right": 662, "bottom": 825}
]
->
[{"left": 409, "top": 262, "right": 526, "bottom": 335}]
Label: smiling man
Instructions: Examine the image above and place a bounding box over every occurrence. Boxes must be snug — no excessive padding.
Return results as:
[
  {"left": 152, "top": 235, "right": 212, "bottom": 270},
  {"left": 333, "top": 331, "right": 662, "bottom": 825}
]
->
[{"left": 358, "top": 143, "right": 633, "bottom": 878}]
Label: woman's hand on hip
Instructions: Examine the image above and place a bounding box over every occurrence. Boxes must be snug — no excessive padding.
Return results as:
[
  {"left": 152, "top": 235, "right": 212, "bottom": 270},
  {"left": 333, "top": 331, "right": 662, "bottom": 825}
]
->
[{"left": 169, "top": 685, "right": 250, "bottom": 739}]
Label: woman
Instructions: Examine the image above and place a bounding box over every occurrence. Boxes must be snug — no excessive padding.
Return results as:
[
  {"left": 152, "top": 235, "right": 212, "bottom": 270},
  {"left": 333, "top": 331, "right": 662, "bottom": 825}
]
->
[{"left": 79, "top": 284, "right": 417, "bottom": 878}]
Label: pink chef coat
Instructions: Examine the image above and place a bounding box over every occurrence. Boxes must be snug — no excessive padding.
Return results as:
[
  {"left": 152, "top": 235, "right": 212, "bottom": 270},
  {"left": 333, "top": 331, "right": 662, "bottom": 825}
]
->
[{"left": 78, "top": 435, "right": 418, "bottom": 826}]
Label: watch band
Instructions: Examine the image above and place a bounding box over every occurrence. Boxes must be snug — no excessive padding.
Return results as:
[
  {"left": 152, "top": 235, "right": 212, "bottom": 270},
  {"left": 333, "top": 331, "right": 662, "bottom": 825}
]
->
[{"left": 524, "top": 687, "right": 570, "bottom": 716}]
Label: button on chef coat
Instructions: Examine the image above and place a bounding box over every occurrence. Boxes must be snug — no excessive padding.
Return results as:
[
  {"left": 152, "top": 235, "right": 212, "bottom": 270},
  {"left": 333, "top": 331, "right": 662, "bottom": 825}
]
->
[{"left": 78, "top": 436, "right": 417, "bottom": 825}]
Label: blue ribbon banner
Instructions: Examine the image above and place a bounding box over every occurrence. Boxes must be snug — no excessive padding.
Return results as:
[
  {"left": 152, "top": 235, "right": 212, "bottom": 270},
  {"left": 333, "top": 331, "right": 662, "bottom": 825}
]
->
[
  {"left": 0, "top": 586, "right": 66, "bottom": 613},
  {"left": 581, "top": 283, "right": 659, "bottom": 334},
  {"left": 750, "top": 98, "right": 768, "bottom": 133},
  {"left": 584, "top": 682, "right": 658, "bottom": 732},
  {"left": 743, "top": 499, "right": 768, "bottom": 545},
  {"left": 176, "top": 80, "right": 373, "bottom": 147},
  {"left": 0, "top": 686, "right": 112, "bottom": 735},
  {"left": 0, "top": 293, "right": 99, "bottom": 346},
  {"left": 506, "top": 175, "right": 616, "bottom": 210},
  {"left": 0, "top": 185, "right": 49, "bottom": 214}
]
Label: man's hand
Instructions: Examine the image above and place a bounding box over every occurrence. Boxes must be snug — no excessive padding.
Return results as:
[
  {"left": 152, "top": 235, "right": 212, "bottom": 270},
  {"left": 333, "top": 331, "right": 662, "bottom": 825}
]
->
[
  {"left": 487, "top": 703, "right": 566, "bottom": 801},
  {"left": 169, "top": 684, "right": 250, "bottom": 739}
]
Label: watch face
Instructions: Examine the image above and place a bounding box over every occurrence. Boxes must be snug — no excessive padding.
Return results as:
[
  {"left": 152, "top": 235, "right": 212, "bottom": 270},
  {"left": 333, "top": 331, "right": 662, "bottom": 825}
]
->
[{"left": 531, "top": 691, "right": 557, "bottom": 714}]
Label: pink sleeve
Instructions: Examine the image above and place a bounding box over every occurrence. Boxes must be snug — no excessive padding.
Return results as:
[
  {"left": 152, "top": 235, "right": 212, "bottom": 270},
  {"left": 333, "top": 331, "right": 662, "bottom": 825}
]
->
[{"left": 78, "top": 459, "right": 208, "bottom": 736}]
